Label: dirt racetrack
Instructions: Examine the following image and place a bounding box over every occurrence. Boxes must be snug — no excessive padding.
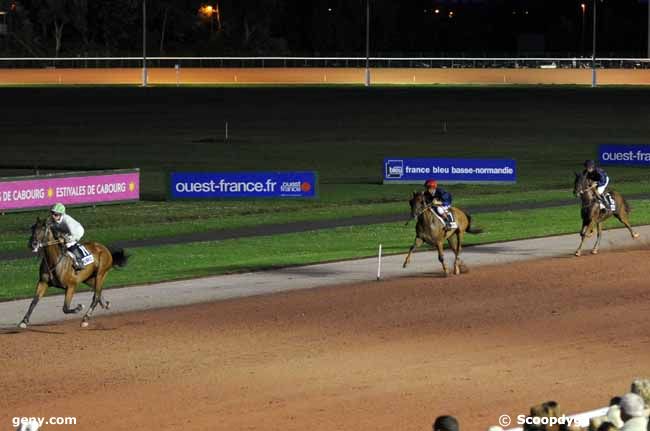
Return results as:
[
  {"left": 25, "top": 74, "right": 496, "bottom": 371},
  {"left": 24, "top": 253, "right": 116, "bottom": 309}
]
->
[
  {"left": 1, "top": 67, "right": 650, "bottom": 85},
  {"left": 2, "top": 248, "right": 650, "bottom": 431}
]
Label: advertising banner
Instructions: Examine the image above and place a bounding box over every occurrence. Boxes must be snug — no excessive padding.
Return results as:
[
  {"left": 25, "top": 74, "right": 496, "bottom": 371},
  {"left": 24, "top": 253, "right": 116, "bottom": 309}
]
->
[
  {"left": 599, "top": 145, "right": 650, "bottom": 166},
  {"left": 0, "top": 169, "right": 140, "bottom": 212},
  {"left": 383, "top": 158, "right": 516, "bottom": 184},
  {"left": 170, "top": 172, "right": 317, "bottom": 199}
]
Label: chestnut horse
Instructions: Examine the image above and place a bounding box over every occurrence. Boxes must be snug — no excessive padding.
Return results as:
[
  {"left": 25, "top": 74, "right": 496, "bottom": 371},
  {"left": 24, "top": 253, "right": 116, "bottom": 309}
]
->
[
  {"left": 573, "top": 172, "right": 639, "bottom": 256},
  {"left": 20, "top": 217, "right": 128, "bottom": 328},
  {"left": 403, "top": 191, "right": 482, "bottom": 276}
]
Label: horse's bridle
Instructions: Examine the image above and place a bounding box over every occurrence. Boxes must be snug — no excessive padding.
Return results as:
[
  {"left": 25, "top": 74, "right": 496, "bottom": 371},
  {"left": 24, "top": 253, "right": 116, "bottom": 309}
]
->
[
  {"left": 32, "top": 222, "right": 66, "bottom": 281},
  {"left": 575, "top": 179, "right": 599, "bottom": 209},
  {"left": 406, "top": 195, "right": 434, "bottom": 225}
]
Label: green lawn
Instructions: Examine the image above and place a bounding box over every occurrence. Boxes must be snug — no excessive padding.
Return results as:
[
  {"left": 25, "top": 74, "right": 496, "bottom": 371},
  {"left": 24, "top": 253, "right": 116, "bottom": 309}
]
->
[
  {"left": 1, "top": 86, "right": 649, "bottom": 300},
  {"left": 3, "top": 200, "right": 649, "bottom": 302}
]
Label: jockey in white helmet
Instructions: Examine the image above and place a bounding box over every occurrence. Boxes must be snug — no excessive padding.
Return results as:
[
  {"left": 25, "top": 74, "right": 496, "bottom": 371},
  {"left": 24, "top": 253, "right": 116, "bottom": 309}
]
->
[{"left": 49, "top": 203, "right": 86, "bottom": 270}]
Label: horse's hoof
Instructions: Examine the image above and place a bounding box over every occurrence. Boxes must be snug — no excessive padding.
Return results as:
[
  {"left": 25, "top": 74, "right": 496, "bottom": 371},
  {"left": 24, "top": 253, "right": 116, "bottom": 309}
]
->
[
  {"left": 591, "top": 249, "right": 599, "bottom": 255},
  {"left": 18, "top": 322, "right": 27, "bottom": 329},
  {"left": 575, "top": 251, "right": 582, "bottom": 257},
  {"left": 105, "top": 301, "right": 111, "bottom": 310},
  {"left": 453, "top": 267, "right": 461, "bottom": 275},
  {"left": 633, "top": 232, "right": 640, "bottom": 239},
  {"left": 80, "top": 321, "right": 89, "bottom": 328}
]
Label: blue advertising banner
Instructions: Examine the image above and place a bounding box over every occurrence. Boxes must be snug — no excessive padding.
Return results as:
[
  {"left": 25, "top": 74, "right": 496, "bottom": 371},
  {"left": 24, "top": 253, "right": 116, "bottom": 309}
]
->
[
  {"left": 599, "top": 145, "right": 650, "bottom": 166},
  {"left": 383, "top": 158, "right": 516, "bottom": 184},
  {"left": 170, "top": 172, "right": 317, "bottom": 199}
]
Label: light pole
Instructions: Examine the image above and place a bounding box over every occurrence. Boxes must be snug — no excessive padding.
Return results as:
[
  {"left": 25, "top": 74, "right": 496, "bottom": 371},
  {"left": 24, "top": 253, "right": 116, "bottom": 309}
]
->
[
  {"left": 142, "top": 0, "right": 147, "bottom": 87},
  {"left": 591, "top": 0, "right": 597, "bottom": 87},
  {"left": 365, "top": 0, "right": 370, "bottom": 87},
  {"left": 580, "top": 3, "right": 586, "bottom": 56}
]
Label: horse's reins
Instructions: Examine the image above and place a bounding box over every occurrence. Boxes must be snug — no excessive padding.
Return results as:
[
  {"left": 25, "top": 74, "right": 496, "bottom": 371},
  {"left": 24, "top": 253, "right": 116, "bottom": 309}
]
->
[
  {"left": 405, "top": 202, "right": 436, "bottom": 226},
  {"left": 35, "top": 224, "right": 66, "bottom": 286}
]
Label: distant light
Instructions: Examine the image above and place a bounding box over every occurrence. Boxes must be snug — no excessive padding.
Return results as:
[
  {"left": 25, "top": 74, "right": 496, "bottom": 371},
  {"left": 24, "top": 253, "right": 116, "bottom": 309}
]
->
[
  {"left": 512, "top": 10, "right": 516, "bottom": 15},
  {"left": 434, "top": 9, "right": 440, "bottom": 14},
  {"left": 424, "top": 9, "right": 427, "bottom": 13},
  {"left": 581, "top": 3, "right": 586, "bottom": 11},
  {"left": 525, "top": 10, "right": 529, "bottom": 15},
  {"left": 328, "top": 7, "right": 332, "bottom": 12},
  {"left": 199, "top": 4, "right": 214, "bottom": 17},
  {"left": 448, "top": 10, "right": 454, "bottom": 18}
]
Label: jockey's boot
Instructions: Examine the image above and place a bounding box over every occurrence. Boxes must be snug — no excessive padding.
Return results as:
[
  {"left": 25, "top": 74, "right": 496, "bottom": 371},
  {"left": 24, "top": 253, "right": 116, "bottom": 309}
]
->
[
  {"left": 73, "top": 258, "right": 85, "bottom": 271},
  {"left": 444, "top": 216, "right": 453, "bottom": 231},
  {"left": 67, "top": 251, "right": 84, "bottom": 271}
]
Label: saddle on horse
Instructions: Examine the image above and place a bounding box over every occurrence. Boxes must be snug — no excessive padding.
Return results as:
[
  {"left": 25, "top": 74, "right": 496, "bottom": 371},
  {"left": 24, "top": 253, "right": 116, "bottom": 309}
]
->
[
  {"left": 67, "top": 243, "right": 94, "bottom": 271},
  {"left": 597, "top": 191, "right": 616, "bottom": 212}
]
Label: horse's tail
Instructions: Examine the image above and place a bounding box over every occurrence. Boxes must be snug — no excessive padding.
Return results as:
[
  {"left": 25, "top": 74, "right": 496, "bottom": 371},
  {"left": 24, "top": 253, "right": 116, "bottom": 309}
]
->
[
  {"left": 460, "top": 209, "right": 483, "bottom": 234},
  {"left": 110, "top": 248, "right": 129, "bottom": 268}
]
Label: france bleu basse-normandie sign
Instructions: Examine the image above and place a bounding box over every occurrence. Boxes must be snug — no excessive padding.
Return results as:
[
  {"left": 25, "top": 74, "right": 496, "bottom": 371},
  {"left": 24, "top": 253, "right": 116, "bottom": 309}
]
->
[{"left": 383, "top": 158, "right": 516, "bottom": 184}]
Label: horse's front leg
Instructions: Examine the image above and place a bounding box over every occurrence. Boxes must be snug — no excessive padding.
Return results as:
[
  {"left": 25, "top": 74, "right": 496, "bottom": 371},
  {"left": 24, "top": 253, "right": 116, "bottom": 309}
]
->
[
  {"left": 62, "top": 285, "right": 83, "bottom": 314},
  {"left": 436, "top": 240, "right": 449, "bottom": 276},
  {"left": 575, "top": 222, "right": 592, "bottom": 256},
  {"left": 19, "top": 281, "right": 49, "bottom": 329},
  {"left": 403, "top": 237, "right": 423, "bottom": 268}
]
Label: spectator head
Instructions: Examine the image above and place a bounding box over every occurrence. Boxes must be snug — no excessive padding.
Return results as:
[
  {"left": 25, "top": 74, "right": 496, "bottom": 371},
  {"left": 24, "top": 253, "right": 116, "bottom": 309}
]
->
[
  {"left": 609, "top": 396, "right": 621, "bottom": 406},
  {"left": 619, "top": 392, "right": 646, "bottom": 422},
  {"left": 16, "top": 420, "right": 40, "bottom": 431},
  {"left": 596, "top": 421, "right": 618, "bottom": 431},
  {"left": 433, "top": 415, "right": 459, "bottom": 431}
]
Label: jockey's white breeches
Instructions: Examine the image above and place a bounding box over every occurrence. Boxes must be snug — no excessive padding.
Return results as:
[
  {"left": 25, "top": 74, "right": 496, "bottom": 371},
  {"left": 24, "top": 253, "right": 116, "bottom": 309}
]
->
[
  {"left": 597, "top": 177, "right": 609, "bottom": 195},
  {"left": 435, "top": 206, "right": 450, "bottom": 216}
]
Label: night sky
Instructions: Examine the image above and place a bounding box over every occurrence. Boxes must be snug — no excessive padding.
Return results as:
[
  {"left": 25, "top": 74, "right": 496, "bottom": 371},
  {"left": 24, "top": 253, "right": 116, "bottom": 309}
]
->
[{"left": 2, "top": 0, "right": 649, "bottom": 57}]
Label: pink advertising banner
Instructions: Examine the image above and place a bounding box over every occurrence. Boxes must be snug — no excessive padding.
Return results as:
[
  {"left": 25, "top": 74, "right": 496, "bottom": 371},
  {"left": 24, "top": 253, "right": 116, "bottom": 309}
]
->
[{"left": 0, "top": 169, "right": 140, "bottom": 212}]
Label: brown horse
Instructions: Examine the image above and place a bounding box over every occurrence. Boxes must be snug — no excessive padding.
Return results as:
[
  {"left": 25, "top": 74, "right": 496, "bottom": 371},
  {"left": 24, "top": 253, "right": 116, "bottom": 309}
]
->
[
  {"left": 20, "top": 217, "right": 128, "bottom": 328},
  {"left": 573, "top": 172, "right": 639, "bottom": 256},
  {"left": 403, "top": 191, "right": 482, "bottom": 276}
]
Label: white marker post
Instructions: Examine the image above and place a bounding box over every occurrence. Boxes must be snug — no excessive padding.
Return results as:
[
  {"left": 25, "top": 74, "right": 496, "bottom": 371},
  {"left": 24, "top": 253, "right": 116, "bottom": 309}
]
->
[
  {"left": 376, "top": 243, "right": 382, "bottom": 280},
  {"left": 225, "top": 121, "right": 229, "bottom": 142}
]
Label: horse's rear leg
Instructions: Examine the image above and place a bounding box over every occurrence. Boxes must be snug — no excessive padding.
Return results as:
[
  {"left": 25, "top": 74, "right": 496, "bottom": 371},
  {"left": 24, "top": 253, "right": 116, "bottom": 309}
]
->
[
  {"left": 82, "top": 272, "right": 108, "bottom": 328},
  {"left": 591, "top": 223, "right": 603, "bottom": 254},
  {"left": 403, "top": 238, "right": 423, "bottom": 268},
  {"left": 614, "top": 210, "right": 640, "bottom": 239},
  {"left": 19, "top": 281, "right": 48, "bottom": 329},
  {"left": 448, "top": 232, "right": 463, "bottom": 275},
  {"left": 436, "top": 241, "right": 449, "bottom": 276}
]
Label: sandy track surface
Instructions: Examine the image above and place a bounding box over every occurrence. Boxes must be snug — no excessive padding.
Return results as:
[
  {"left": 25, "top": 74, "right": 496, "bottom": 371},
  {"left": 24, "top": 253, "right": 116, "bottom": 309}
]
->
[
  {"left": 2, "top": 247, "right": 650, "bottom": 431},
  {"left": 1, "top": 67, "right": 650, "bottom": 85}
]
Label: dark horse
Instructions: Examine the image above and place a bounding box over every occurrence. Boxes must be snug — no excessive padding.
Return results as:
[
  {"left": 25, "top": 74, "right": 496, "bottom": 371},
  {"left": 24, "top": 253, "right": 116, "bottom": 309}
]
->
[
  {"left": 20, "top": 217, "right": 128, "bottom": 328},
  {"left": 573, "top": 172, "right": 639, "bottom": 256},
  {"left": 403, "top": 191, "right": 482, "bottom": 276}
]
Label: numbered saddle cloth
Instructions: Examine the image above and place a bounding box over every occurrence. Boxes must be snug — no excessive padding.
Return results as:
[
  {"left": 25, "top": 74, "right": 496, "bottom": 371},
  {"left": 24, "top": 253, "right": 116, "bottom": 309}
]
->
[
  {"left": 600, "top": 192, "right": 616, "bottom": 211},
  {"left": 72, "top": 245, "right": 95, "bottom": 267}
]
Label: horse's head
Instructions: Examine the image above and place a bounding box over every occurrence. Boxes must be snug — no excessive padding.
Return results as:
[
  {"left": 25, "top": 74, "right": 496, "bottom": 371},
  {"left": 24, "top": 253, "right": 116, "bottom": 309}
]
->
[
  {"left": 28, "top": 217, "right": 55, "bottom": 253},
  {"left": 573, "top": 172, "right": 595, "bottom": 202},
  {"left": 409, "top": 191, "right": 427, "bottom": 219}
]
